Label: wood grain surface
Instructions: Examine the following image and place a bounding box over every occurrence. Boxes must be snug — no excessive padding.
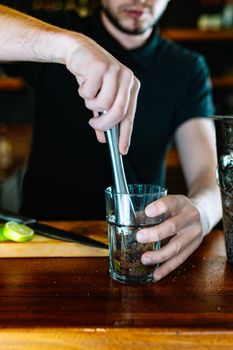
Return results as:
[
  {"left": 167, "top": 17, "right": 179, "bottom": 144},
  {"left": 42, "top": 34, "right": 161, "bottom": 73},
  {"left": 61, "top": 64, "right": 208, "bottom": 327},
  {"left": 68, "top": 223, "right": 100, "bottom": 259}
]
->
[
  {"left": 0, "top": 222, "right": 232, "bottom": 349},
  {"left": 0, "top": 221, "right": 108, "bottom": 257}
]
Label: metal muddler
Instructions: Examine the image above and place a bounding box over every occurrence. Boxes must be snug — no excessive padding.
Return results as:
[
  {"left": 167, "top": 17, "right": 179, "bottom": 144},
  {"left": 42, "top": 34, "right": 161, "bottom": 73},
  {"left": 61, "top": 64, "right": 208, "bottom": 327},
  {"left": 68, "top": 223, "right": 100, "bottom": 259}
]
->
[{"left": 100, "top": 112, "right": 136, "bottom": 225}]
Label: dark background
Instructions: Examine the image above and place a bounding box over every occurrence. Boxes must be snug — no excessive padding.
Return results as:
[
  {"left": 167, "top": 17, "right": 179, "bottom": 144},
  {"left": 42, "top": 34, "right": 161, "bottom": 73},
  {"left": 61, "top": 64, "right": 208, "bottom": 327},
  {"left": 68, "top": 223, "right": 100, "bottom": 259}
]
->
[{"left": 0, "top": 0, "right": 232, "bottom": 122}]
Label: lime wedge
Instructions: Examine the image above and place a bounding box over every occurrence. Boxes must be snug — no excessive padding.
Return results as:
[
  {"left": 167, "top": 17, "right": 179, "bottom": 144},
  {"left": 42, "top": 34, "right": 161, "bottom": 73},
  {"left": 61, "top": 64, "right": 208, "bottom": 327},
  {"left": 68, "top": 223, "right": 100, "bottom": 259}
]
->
[
  {"left": 0, "top": 224, "right": 8, "bottom": 241},
  {"left": 3, "top": 221, "right": 34, "bottom": 242}
]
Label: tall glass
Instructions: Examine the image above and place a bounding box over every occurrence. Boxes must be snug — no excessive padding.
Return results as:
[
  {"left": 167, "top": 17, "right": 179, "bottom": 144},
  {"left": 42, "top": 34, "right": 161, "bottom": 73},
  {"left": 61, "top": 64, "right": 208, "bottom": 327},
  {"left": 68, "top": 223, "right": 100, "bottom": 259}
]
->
[
  {"left": 105, "top": 184, "right": 167, "bottom": 284},
  {"left": 214, "top": 116, "right": 233, "bottom": 264}
]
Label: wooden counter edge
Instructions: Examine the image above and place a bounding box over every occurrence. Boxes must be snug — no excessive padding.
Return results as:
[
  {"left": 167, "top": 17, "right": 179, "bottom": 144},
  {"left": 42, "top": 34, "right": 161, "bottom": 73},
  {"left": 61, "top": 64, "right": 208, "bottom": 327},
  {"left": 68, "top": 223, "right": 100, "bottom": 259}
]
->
[{"left": 1, "top": 327, "right": 233, "bottom": 350}]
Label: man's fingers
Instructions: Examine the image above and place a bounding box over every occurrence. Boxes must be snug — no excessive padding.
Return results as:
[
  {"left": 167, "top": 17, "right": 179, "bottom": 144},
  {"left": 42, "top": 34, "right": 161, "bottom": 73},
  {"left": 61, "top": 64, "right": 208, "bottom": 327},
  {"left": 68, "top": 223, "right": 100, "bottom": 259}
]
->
[
  {"left": 145, "top": 195, "right": 186, "bottom": 217},
  {"left": 84, "top": 67, "right": 118, "bottom": 112},
  {"left": 137, "top": 196, "right": 201, "bottom": 244},
  {"left": 89, "top": 74, "right": 140, "bottom": 153},
  {"left": 66, "top": 38, "right": 140, "bottom": 149},
  {"left": 118, "top": 117, "right": 133, "bottom": 155},
  {"left": 119, "top": 76, "right": 140, "bottom": 154},
  {"left": 88, "top": 68, "right": 134, "bottom": 131},
  {"left": 136, "top": 194, "right": 204, "bottom": 281},
  {"left": 152, "top": 238, "right": 203, "bottom": 281},
  {"left": 141, "top": 224, "right": 201, "bottom": 266},
  {"left": 78, "top": 73, "right": 102, "bottom": 100},
  {"left": 95, "top": 130, "right": 106, "bottom": 143},
  {"left": 137, "top": 210, "right": 196, "bottom": 243}
]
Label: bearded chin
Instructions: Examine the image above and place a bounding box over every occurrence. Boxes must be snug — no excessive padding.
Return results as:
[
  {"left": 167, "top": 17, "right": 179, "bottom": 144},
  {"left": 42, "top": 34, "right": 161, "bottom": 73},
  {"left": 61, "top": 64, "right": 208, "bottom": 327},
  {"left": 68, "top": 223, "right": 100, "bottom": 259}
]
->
[{"left": 100, "top": 4, "right": 156, "bottom": 36}]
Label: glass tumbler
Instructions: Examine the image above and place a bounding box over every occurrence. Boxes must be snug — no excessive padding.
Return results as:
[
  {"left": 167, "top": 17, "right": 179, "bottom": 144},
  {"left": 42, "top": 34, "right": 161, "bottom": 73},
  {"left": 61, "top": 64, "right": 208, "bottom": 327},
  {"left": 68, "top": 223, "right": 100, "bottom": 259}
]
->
[{"left": 105, "top": 184, "right": 167, "bottom": 284}]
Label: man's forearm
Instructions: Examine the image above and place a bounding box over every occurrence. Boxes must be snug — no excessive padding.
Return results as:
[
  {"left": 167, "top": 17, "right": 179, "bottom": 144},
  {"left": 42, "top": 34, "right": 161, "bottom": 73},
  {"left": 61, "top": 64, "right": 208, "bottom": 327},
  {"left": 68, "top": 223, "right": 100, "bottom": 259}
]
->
[
  {"left": 0, "top": 5, "right": 81, "bottom": 64},
  {"left": 188, "top": 171, "right": 222, "bottom": 235},
  {"left": 0, "top": 5, "right": 140, "bottom": 154}
]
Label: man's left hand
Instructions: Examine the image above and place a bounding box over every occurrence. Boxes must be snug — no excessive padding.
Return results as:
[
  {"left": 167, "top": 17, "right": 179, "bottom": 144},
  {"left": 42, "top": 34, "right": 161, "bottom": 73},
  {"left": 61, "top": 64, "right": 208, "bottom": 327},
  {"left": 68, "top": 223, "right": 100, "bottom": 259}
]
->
[{"left": 136, "top": 194, "right": 204, "bottom": 281}]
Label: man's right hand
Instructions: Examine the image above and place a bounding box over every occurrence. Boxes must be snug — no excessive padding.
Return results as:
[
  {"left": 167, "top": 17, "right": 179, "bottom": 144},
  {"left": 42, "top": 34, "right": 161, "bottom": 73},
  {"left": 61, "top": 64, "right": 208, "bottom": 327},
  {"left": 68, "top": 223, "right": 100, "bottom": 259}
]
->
[
  {"left": 64, "top": 33, "right": 140, "bottom": 155},
  {"left": 0, "top": 5, "right": 140, "bottom": 154}
]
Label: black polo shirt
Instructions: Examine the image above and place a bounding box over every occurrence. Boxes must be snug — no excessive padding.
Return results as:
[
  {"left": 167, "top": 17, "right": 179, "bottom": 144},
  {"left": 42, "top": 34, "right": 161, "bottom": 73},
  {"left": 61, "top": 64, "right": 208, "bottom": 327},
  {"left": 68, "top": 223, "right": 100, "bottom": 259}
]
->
[{"left": 11, "top": 9, "right": 214, "bottom": 220}]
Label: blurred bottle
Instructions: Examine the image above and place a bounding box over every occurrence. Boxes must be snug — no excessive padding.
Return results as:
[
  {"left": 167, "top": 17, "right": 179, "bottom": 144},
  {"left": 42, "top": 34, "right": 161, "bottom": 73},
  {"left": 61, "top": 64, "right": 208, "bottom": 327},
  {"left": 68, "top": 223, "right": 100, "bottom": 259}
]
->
[
  {"left": 198, "top": 0, "right": 224, "bottom": 30},
  {"left": 0, "top": 123, "right": 12, "bottom": 170},
  {"left": 76, "top": 0, "right": 90, "bottom": 17},
  {"left": 65, "top": 0, "right": 77, "bottom": 11},
  {"left": 32, "top": 0, "right": 43, "bottom": 10},
  {"left": 222, "top": 0, "right": 233, "bottom": 27}
]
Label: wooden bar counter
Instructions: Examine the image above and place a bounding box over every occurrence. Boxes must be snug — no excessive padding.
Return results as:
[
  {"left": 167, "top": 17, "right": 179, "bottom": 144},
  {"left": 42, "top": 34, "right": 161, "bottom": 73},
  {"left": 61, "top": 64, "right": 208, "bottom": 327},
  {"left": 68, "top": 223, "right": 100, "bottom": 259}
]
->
[{"left": 0, "top": 221, "right": 232, "bottom": 350}]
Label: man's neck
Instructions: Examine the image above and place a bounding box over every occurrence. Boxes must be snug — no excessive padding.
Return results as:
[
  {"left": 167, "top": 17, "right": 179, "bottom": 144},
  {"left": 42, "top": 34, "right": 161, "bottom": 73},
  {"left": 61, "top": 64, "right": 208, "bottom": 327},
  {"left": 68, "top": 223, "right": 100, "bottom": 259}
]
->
[{"left": 100, "top": 11, "right": 152, "bottom": 50}]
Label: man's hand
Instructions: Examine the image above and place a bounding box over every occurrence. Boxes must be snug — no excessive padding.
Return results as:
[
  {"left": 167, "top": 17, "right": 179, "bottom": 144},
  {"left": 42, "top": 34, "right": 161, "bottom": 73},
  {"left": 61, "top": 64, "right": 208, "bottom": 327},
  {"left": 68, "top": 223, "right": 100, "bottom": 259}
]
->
[
  {"left": 0, "top": 6, "right": 140, "bottom": 155},
  {"left": 65, "top": 34, "right": 140, "bottom": 155},
  {"left": 136, "top": 194, "right": 205, "bottom": 281}
]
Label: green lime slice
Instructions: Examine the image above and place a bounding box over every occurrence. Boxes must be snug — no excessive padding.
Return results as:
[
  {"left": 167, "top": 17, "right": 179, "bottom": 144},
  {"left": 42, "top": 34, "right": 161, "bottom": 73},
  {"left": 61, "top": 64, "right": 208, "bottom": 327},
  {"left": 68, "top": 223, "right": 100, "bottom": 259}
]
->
[
  {"left": 0, "top": 224, "right": 9, "bottom": 241},
  {"left": 3, "top": 221, "right": 34, "bottom": 242}
]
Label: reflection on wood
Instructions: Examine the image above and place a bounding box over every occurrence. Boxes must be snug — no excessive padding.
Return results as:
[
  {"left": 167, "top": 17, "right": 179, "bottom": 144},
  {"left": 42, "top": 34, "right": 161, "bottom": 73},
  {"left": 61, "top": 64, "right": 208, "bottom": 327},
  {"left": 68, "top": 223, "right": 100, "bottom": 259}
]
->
[
  {"left": 0, "top": 77, "right": 25, "bottom": 91},
  {"left": 161, "top": 28, "right": 233, "bottom": 41},
  {"left": 212, "top": 75, "right": 233, "bottom": 88}
]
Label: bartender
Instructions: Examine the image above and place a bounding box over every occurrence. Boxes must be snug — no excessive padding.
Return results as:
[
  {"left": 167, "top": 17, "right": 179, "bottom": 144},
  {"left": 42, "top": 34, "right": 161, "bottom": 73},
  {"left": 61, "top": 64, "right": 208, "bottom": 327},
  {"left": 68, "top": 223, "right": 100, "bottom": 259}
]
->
[{"left": 2, "top": 1, "right": 222, "bottom": 281}]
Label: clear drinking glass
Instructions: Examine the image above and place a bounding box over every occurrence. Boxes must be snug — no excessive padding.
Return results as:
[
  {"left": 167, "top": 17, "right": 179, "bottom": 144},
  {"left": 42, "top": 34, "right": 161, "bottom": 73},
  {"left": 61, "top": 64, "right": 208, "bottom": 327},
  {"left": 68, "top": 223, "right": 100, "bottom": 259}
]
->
[{"left": 105, "top": 184, "right": 167, "bottom": 284}]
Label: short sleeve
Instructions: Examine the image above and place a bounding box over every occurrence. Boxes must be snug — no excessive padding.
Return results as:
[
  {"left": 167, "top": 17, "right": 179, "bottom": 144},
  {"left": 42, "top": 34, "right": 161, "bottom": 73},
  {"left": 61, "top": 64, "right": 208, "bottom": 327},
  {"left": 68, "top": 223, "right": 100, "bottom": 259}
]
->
[{"left": 173, "top": 54, "right": 215, "bottom": 129}]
